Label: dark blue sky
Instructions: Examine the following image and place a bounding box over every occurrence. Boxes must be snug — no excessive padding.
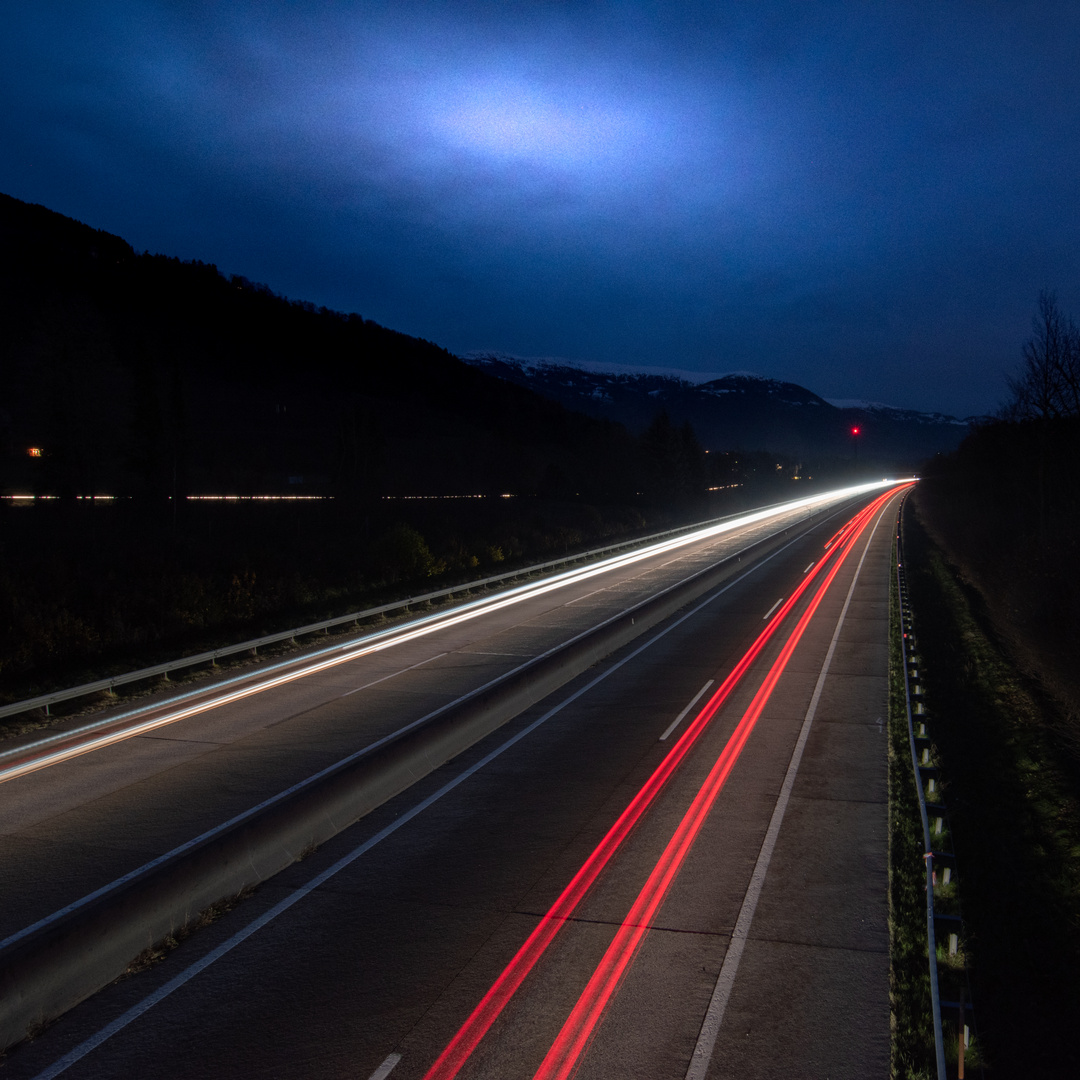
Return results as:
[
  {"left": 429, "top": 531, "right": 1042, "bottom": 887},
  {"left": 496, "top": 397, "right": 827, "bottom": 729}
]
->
[{"left": 4, "top": 1, "right": 1080, "bottom": 416}]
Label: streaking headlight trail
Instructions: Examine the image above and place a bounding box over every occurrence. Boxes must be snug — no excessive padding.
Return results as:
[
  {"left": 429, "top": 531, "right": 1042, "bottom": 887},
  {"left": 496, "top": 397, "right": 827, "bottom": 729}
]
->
[{"left": 0, "top": 479, "right": 908, "bottom": 785}]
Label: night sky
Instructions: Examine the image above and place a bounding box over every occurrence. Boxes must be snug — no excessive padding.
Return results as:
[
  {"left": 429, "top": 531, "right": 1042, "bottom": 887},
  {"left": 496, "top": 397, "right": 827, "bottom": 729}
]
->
[{"left": 4, "top": 2, "right": 1080, "bottom": 417}]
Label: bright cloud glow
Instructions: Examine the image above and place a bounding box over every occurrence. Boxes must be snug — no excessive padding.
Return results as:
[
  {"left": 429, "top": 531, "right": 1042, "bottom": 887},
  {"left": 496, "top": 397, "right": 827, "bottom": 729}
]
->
[
  {"left": 423, "top": 77, "right": 650, "bottom": 169},
  {"left": 6, "top": 2, "right": 1080, "bottom": 415}
]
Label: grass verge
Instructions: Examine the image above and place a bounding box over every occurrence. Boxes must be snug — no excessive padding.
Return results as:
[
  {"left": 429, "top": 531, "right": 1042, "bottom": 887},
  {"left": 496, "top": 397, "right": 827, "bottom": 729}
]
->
[
  {"left": 902, "top": 499, "right": 1080, "bottom": 1074},
  {"left": 889, "top": 520, "right": 936, "bottom": 1079}
]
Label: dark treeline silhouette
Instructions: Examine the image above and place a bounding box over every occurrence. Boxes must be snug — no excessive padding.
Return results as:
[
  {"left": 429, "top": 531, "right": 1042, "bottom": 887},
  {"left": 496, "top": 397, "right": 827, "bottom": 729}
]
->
[
  {"left": 915, "top": 289, "right": 1080, "bottom": 724},
  {"left": 0, "top": 193, "right": 826, "bottom": 699},
  {"left": 911, "top": 293, "right": 1080, "bottom": 1076}
]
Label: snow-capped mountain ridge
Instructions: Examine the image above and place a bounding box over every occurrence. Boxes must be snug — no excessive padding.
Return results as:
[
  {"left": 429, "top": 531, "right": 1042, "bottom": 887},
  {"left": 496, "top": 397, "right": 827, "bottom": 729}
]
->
[
  {"left": 468, "top": 353, "right": 969, "bottom": 423},
  {"left": 826, "top": 398, "right": 970, "bottom": 427},
  {"left": 697, "top": 374, "right": 828, "bottom": 409},
  {"left": 464, "top": 353, "right": 973, "bottom": 465},
  {"left": 464, "top": 351, "right": 760, "bottom": 387}
]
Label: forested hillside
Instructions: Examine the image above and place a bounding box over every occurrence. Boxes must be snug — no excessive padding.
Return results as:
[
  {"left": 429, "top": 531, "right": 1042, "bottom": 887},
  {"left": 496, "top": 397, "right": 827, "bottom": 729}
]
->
[
  {"left": 0, "top": 194, "right": 799, "bottom": 700},
  {"left": 0, "top": 194, "right": 642, "bottom": 504}
]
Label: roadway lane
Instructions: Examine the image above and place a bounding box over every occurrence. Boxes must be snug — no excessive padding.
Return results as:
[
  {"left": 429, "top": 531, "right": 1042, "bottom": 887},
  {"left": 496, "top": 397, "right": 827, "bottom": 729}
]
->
[
  {"left": 0, "top": 490, "right": 870, "bottom": 948},
  {"left": 1, "top": 485, "right": 903, "bottom": 1079}
]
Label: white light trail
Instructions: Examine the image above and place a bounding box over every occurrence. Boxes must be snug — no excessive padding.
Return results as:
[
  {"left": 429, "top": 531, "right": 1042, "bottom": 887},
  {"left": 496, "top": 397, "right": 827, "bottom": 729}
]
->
[{"left": 0, "top": 479, "right": 908, "bottom": 784}]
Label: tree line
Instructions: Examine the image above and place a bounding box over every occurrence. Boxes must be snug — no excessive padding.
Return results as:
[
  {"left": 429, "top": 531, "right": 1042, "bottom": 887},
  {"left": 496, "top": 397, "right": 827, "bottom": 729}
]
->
[
  {"left": 916, "top": 289, "right": 1080, "bottom": 723},
  {"left": 1003, "top": 290, "right": 1080, "bottom": 421}
]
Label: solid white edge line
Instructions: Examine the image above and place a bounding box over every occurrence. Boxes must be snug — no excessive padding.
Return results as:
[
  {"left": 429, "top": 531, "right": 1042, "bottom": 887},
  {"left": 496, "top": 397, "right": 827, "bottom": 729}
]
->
[
  {"left": 0, "top": 508, "right": 810, "bottom": 951},
  {"left": 29, "top": 522, "right": 822, "bottom": 1080},
  {"left": 659, "top": 680, "right": 715, "bottom": 742},
  {"left": 367, "top": 1052, "right": 402, "bottom": 1080},
  {"left": 5, "top": 488, "right": 869, "bottom": 957},
  {"left": 5, "top": 492, "right": 867, "bottom": 956},
  {"left": 684, "top": 495, "right": 892, "bottom": 1080},
  {"left": 761, "top": 597, "right": 783, "bottom": 621},
  {"left": 0, "top": 522, "right": 771, "bottom": 950}
]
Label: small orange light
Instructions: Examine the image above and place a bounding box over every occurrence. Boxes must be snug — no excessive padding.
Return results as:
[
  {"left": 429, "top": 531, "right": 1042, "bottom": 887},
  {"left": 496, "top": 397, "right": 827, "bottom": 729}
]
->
[{"left": 27, "top": 447, "right": 43, "bottom": 458}]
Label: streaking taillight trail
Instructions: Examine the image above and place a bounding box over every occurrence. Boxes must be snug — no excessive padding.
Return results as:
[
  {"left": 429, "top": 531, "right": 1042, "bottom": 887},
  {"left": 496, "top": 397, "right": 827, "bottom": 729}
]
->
[
  {"left": 422, "top": 484, "right": 908, "bottom": 1080},
  {"left": 531, "top": 485, "right": 905, "bottom": 1080}
]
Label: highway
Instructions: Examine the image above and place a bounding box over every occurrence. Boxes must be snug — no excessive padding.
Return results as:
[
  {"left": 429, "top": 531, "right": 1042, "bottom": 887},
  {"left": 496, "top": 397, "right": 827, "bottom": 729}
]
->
[
  {"left": 1, "top": 482, "right": 905, "bottom": 1078},
  {"left": 0, "top": 485, "right": 875, "bottom": 946}
]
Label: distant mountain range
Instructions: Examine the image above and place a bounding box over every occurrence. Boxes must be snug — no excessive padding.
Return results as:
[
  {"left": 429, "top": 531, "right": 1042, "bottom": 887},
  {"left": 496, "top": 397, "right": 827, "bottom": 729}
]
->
[
  {"left": 0, "top": 188, "right": 974, "bottom": 502},
  {"left": 464, "top": 354, "right": 981, "bottom": 466}
]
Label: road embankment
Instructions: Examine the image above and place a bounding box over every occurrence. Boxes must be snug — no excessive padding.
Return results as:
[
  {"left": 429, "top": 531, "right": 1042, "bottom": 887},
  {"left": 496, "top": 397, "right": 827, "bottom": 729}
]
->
[{"left": 896, "top": 503, "right": 1080, "bottom": 1075}]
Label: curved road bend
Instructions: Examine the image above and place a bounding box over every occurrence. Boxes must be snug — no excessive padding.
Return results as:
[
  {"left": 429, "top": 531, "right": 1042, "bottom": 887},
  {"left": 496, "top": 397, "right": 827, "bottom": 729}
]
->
[
  {"left": 3, "top": 484, "right": 906, "bottom": 1079},
  {"left": 0, "top": 488, "right": 871, "bottom": 946}
]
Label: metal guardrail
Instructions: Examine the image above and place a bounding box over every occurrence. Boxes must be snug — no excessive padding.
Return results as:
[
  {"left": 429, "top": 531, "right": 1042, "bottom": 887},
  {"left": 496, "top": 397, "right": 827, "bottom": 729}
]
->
[
  {"left": 0, "top": 500, "right": 820, "bottom": 1053},
  {"left": 0, "top": 496, "right": 815, "bottom": 723},
  {"left": 896, "top": 499, "right": 948, "bottom": 1080}
]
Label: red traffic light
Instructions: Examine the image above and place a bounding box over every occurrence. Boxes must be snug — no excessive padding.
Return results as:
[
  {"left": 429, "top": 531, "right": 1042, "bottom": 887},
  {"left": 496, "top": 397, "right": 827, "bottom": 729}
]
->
[{"left": 851, "top": 426, "right": 861, "bottom": 436}]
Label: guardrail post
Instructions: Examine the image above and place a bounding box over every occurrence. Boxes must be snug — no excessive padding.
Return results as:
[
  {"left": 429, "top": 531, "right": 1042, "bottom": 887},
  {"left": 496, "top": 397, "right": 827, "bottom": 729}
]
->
[
  {"left": 958, "top": 987, "right": 966, "bottom": 1078},
  {"left": 897, "top": 498, "right": 948, "bottom": 1080}
]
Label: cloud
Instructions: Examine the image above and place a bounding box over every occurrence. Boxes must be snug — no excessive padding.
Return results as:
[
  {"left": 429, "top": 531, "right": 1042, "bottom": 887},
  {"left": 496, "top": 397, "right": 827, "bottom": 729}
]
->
[{"left": 3, "top": 1, "right": 1080, "bottom": 415}]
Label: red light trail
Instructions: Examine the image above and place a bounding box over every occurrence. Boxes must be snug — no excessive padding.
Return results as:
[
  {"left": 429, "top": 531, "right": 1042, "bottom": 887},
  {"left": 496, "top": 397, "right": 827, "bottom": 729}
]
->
[
  {"left": 421, "top": 485, "right": 906, "bottom": 1080},
  {"left": 531, "top": 485, "right": 902, "bottom": 1080}
]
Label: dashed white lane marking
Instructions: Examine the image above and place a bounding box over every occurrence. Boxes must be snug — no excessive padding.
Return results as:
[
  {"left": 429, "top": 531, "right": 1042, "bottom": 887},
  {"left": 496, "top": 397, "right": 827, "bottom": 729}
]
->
[
  {"left": 803, "top": 561, "right": 815, "bottom": 573},
  {"left": 659, "top": 680, "right": 715, "bottom": 742},
  {"left": 659, "top": 554, "right": 694, "bottom": 568},
  {"left": 762, "top": 597, "right": 784, "bottom": 621},
  {"left": 340, "top": 653, "right": 448, "bottom": 697},
  {"left": 28, "top": 506, "right": 888, "bottom": 1080},
  {"left": 564, "top": 587, "right": 607, "bottom": 606},
  {"left": 459, "top": 650, "right": 531, "bottom": 658},
  {"left": 684, "top": 497, "right": 889, "bottom": 1080},
  {"left": 29, "top": 534, "right": 814, "bottom": 1080},
  {"left": 367, "top": 1052, "right": 402, "bottom": 1080}
]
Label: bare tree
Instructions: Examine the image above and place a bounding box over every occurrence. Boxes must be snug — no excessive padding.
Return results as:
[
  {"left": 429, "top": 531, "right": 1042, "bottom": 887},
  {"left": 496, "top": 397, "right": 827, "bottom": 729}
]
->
[
  {"left": 1005, "top": 290, "right": 1080, "bottom": 419},
  {"left": 1059, "top": 311, "right": 1080, "bottom": 416},
  {"left": 1001, "top": 290, "right": 1080, "bottom": 548}
]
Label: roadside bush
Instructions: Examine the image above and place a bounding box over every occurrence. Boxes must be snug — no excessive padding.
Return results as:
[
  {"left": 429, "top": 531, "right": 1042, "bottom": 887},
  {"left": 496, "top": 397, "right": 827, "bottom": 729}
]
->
[{"left": 368, "top": 523, "right": 440, "bottom": 582}]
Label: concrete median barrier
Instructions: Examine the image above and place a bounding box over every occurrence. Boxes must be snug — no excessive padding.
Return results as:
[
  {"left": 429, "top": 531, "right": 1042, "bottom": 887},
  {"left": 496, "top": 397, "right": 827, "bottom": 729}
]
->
[{"left": 0, "top": 517, "right": 812, "bottom": 1051}]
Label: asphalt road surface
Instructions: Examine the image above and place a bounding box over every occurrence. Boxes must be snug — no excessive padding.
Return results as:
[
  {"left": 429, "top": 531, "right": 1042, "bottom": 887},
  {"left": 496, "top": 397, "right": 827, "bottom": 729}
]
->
[
  {"left": 2, "top": 484, "right": 903, "bottom": 1078},
  {"left": 0, "top": 490, "right": 860, "bottom": 945}
]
